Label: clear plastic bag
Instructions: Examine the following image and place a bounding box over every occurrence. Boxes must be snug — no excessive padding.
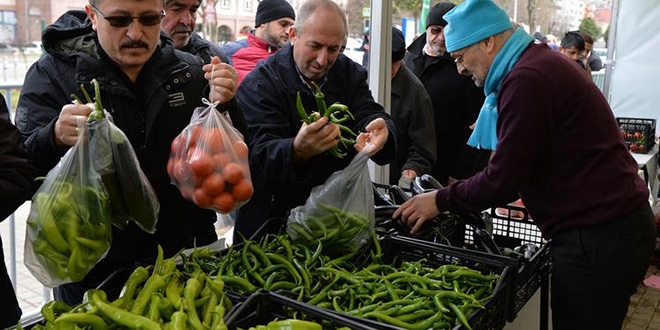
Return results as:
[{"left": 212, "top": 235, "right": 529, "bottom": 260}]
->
[
  {"left": 287, "top": 147, "right": 375, "bottom": 255},
  {"left": 24, "top": 119, "right": 112, "bottom": 287},
  {"left": 89, "top": 112, "right": 159, "bottom": 233},
  {"left": 168, "top": 99, "right": 252, "bottom": 214}
]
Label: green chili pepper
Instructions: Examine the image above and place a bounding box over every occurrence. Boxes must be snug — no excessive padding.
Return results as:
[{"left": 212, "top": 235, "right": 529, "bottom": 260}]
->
[
  {"left": 89, "top": 289, "right": 160, "bottom": 330},
  {"left": 183, "top": 278, "right": 206, "bottom": 330}
]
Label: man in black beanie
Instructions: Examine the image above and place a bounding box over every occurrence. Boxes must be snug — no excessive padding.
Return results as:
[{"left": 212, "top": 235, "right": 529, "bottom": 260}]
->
[
  {"left": 389, "top": 27, "right": 436, "bottom": 188},
  {"left": 404, "top": 2, "right": 490, "bottom": 186},
  {"left": 233, "top": 0, "right": 295, "bottom": 85}
]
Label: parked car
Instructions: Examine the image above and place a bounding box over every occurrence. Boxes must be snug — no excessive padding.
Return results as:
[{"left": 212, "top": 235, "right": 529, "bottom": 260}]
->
[
  {"left": 342, "top": 37, "right": 365, "bottom": 65},
  {"left": 20, "top": 41, "right": 42, "bottom": 55},
  {"left": 0, "top": 43, "right": 16, "bottom": 54}
]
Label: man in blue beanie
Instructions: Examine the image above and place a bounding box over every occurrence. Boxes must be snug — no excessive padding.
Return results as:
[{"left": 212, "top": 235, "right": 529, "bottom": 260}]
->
[{"left": 394, "top": 0, "right": 656, "bottom": 328}]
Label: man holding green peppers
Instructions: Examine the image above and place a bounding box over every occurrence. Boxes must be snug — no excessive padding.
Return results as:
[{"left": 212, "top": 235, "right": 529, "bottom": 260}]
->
[
  {"left": 394, "top": 0, "right": 656, "bottom": 328},
  {"left": 16, "top": 0, "right": 241, "bottom": 305},
  {"left": 235, "top": 0, "right": 397, "bottom": 240}
]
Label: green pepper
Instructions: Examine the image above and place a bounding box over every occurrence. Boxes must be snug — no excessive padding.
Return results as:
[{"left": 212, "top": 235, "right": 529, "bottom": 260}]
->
[
  {"left": 88, "top": 289, "right": 160, "bottom": 330},
  {"left": 183, "top": 278, "right": 206, "bottom": 330},
  {"left": 112, "top": 266, "right": 149, "bottom": 309}
]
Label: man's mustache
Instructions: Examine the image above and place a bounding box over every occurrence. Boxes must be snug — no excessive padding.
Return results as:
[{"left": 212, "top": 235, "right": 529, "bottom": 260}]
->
[
  {"left": 173, "top": 26, "right": 192, "bottom": 34},
  {"left": 121, "top": 40, "right": 149, "bottom": 49}
]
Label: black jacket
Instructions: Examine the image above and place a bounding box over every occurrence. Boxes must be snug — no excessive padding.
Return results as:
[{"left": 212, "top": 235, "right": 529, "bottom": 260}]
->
[
  {"left": 389, "top": 63, "right": 436, "bottom": 184},
  {"left": 235, "top": 43, "right": 397, "bottom": 239},
  {"left": 15, "top": 10, "right": 241, "bottom": 288},
  {"left": 181, "top": 32, "right": 229, "bottom": 64},
  {"left": 0, "top": 95, "right": 36, "bottom": 220},
  {"left": 404, "top": 34, "right": 490, "bottom": 185}
]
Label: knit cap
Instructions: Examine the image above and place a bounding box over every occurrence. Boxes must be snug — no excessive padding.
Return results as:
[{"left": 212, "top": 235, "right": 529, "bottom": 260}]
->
[
  {"left": 392, "top": 27, "right": 406, "bottom": 62},
  {"left": 443, "top": 0, "right": 512, "bottom": 53},
  {"left": 255, "top": 0, "right": 296, "bottom": 27},
  {"left": 426, "top": 2, "right": 455, "bottom": 29}
]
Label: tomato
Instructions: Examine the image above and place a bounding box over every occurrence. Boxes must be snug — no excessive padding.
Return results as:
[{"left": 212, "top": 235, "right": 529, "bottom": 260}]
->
[
  {"left": 166, "top": 157, "right": 174, "bottom": 178},
  {"left": 212, "top": 192, "right": 235, "bottom": 214},
  {"left": 201, "top": 127, "right": 225, "bottom": 154},
  {"left": 170, "top": 135, "right": 185, "bottom": 158},
  {"left": 223, "top": 162, "right": 244, "bottom": 185},
  {"left": 172, "top": 159, "right": 190, "bottom": 185},
  {"left": 231, "top": 179, "right": 253, "bottom": 202},
  {"left": 212, "top": 152, "right": 231, "bottom": 171},
  {"left": 179, "top": 184, "right": 195, "bottom": 200},
  {"left": 233, "top": 140, "right": 249, "bottom": 161},
  {"left": 190, "top": 151, "right": 215, "bottom": 178},
  {"left": 193, "top": 188, "right": 214, "bottom": 208},
  {"left": 202, "top": 172, "right": 225, "bottom": 196}
]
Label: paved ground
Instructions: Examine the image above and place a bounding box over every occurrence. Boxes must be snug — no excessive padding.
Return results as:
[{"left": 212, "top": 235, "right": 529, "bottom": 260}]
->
[{"left": 624, "top": 265, "right": 660, "bottom": 330}]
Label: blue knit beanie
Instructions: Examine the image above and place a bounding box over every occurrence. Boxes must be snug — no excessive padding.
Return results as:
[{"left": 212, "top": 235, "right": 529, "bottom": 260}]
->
[{"left": 443, "top": 0, "right": 512, "bottom": 53}]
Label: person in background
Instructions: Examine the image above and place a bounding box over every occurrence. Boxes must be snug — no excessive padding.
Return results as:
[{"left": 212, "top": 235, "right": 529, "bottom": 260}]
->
[
  {"left": 160, "top": 0, "right": 229, "bottom": 64},
  {"left": 546, "top": 33, "right": 559, "bottom": 50},
  {"left": 232, "top": 0, "right": 295, "bottom": 85},
  {"left": 580, "top": 31, "right": 603, "bottom": 72},
  {"left": 389, "top": 26, "right": 436, "bottom": 188},
  {"left": 403, "top": 2, "right": 489, "bottom": 186},
  {"left": 560, "top": 30, "right": 591, "bottom": 75},
  {"left": 235, "top": 0, "right": 396, "bottom": 240},
  {"left": 360, "top": 29, "right": 370, "bottom": 68},
  {"left": 222, "top": 28, "right": 251, "bottom": 65},
  {"left": 16, "top": 0, "right": 239, "bottom": 305},
  {"left": 394, "top": 0, "right": 656, "bottom": 328},
  {"left": 0, "top": 94, "right": 36, "bottom": 328}
]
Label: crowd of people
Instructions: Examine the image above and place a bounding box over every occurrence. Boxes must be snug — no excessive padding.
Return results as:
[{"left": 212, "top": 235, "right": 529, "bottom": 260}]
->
[{"left": 0, "top": 0, "right": 655, "bottom": 328}]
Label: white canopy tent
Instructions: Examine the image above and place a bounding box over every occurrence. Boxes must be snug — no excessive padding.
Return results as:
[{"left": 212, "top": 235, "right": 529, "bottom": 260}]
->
[{"left": 605, "top": 0, "right": 660, "bottom": 134}]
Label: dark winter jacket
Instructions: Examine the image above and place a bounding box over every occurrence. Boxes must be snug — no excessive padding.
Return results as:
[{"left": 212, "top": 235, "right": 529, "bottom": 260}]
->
[
  {"left": 0, "top": 95, "right": 36, "bottom": 220},
  {"left": 180, "top": 32, "right": 229, "bottom": 64},
  {"left": 404, "top": 34, "right": 490, "bottom": 185},
  {"left": 15, "top": 10, "right": 241, "bottom": 287},
  {"left": 389, "top": 63, "right": 436, "bottom": 184},
  {"left": 235, "top": 43, "right": 397, "bottom": 239}
]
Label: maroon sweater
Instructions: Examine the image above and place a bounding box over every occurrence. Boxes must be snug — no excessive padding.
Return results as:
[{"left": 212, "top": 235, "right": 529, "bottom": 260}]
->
[{"left": 435, "top": 43, "right": 648, "bottom": 238}]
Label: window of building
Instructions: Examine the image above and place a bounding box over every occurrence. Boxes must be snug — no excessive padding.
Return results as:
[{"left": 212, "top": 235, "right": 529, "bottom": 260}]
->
[
  {"left": 220, "top": 0, "right": 230, "bottom": 9},
  {"left": 244, "top": 0, "right": 252, "bottom": 11}
]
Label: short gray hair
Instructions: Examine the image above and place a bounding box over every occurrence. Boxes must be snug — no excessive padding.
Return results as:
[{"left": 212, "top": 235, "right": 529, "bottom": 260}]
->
[{"left": 294, "top": 0, "right": 347, "bottom": 38}]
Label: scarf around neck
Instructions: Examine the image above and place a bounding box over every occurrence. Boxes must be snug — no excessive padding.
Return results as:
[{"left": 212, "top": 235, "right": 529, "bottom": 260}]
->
[{"left": 467, "top": 28, "right": 534, "bottom": 150}]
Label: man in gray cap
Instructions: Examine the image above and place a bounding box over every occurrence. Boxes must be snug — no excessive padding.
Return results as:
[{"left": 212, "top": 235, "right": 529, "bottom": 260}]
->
[
  {"left": 404, "top": 2, "right": 489, "bottom": 187},
  {"left": 395, "top": 0, "right": 656, "bottom": 328},
  {"left": 232, "top": 0, "right": 295, "bottom": 85},
  {"left": 389, "top": 26, "right": 436, "bottom": 188},
  {"left": 161, "top": 0, "right": 228, "bottom": 63}
]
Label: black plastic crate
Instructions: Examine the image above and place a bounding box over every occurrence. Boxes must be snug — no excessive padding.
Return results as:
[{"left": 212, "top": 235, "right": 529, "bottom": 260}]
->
[
  {"left": 379, "top": 204, "right": 552, "bottom": 322},
  {"left": 617, "top": 117, "right": 656, "bottom": 153},
  {"left": 225, "top": 290, "right": 378, "bottom": 330},
  {"left": 340, "top": 236, "right": 512, "bottom": 330}
]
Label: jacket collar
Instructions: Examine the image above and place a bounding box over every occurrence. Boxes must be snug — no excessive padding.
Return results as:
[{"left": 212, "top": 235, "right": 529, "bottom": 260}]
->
[{"left": 248, "top": 33, "right": 277, "bottom": 54}]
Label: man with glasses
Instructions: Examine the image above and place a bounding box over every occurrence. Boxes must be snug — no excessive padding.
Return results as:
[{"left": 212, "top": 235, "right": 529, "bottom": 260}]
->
[
  {"left": 404, "top": 2, "right": 489, "bottom": 187},
  {"left": 161, "top": 0, "right": 229, "bottom": 64},
  {"left": 16, "top": 0, "right": 240, "bottom": 305},
  {"left": 394, "top": 0, "right": 656, "bottom": 328}
]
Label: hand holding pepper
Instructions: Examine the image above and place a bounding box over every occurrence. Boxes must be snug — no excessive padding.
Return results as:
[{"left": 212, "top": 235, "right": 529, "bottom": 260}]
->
[
  {"left": 54, "top": 103, "right": 92, "bottom": 147},
  {"left": 293, "top": 116, "right": 340, "bottom": 162}
]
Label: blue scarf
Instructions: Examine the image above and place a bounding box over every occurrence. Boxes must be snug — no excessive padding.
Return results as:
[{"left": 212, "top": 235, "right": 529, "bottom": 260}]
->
[{"left": 467, "top": 28, "right": 534, "bottom": 150}]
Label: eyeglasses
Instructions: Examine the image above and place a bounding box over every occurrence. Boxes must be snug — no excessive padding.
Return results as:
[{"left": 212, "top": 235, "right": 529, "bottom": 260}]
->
[
  {"left": 454, "top": 49, "right": 467, "bottom": 64},
  {"left": 92, "top": 6, "right": 165, "bottom": 28}
]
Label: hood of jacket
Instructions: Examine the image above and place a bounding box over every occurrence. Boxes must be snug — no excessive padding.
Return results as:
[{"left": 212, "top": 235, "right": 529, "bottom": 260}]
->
[{"left": 42, "top": 10, "right": 98, "bottom": 59}]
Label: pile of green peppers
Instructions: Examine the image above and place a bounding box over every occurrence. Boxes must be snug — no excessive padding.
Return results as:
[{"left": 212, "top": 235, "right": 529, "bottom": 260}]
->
[
  {"left": 190, "top": 233, "right": 498, "bottom": 330},
  {"left": 30, "top": 247, "right": 232, "bottom": 330},
  {"left": 27, "top": 181, "right": 111, "bottom": 282}
]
